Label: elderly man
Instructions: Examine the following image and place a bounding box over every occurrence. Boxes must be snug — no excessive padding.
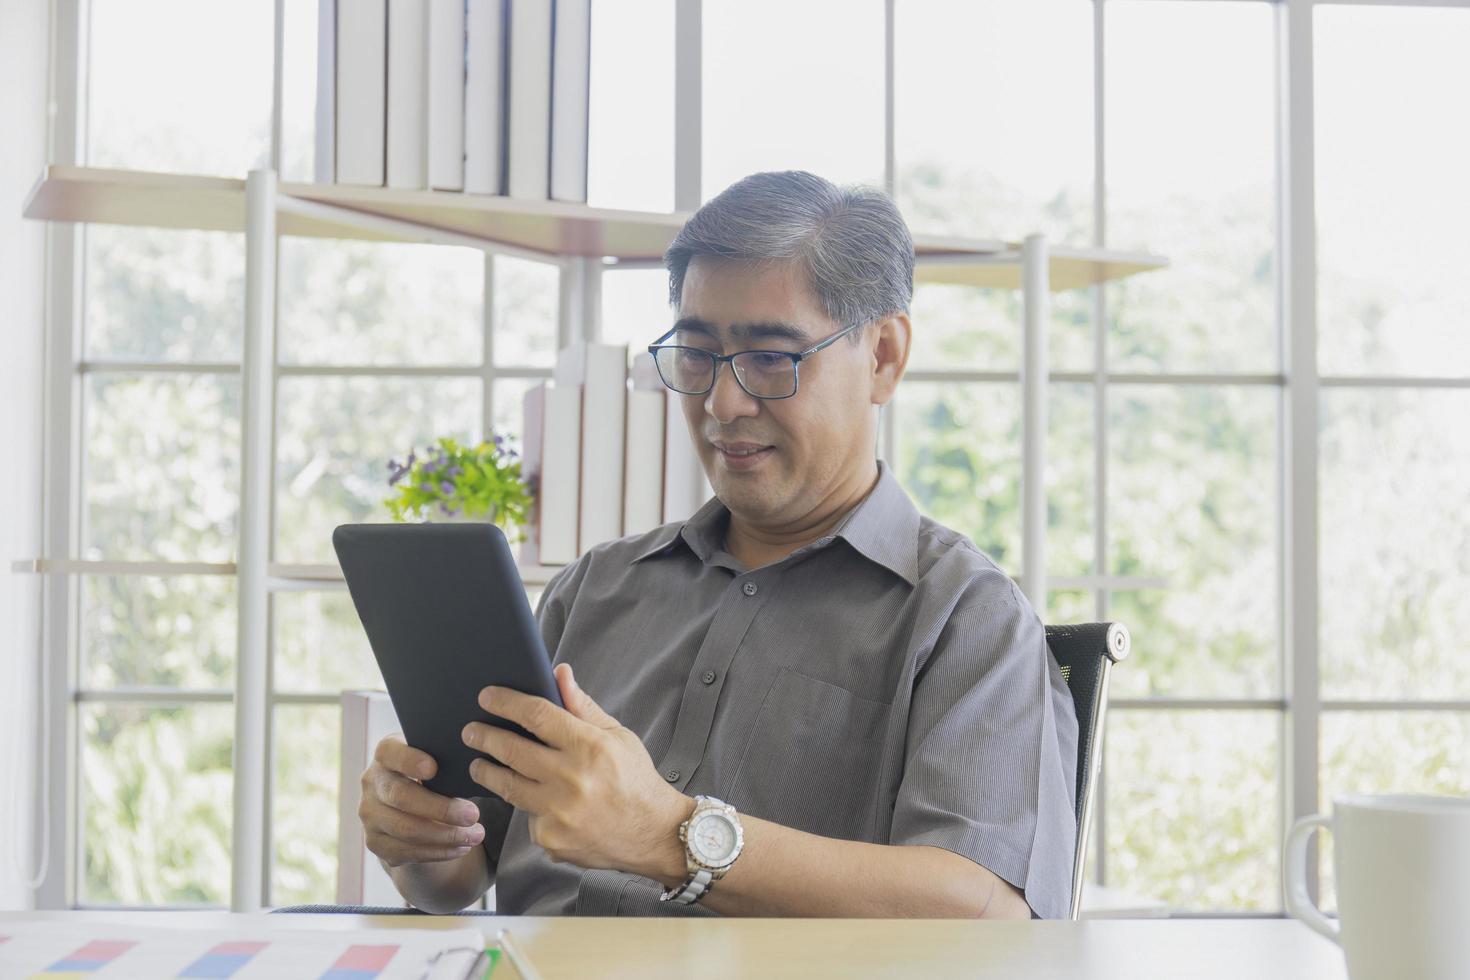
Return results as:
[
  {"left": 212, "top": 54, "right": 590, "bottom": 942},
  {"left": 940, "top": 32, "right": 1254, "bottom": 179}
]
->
[{"left": 359, "top": 171, "right": 1079, "bottom": 919}]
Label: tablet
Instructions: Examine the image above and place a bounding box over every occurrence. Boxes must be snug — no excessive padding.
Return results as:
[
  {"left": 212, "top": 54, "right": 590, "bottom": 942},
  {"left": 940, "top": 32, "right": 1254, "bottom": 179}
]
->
[{"left": 332, "top": 522, "right": 564, "bottom": 800}]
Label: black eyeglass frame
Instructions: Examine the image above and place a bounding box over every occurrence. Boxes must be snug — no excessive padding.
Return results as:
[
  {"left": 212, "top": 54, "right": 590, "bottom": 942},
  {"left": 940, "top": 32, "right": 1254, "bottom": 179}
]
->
[{"left": 646, "top": 319, "right": 868, "bottom": 400}]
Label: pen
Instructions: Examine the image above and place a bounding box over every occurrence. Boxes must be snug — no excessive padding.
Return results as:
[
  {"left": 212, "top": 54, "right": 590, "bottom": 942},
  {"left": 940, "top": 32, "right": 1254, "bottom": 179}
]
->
[{"left": 495, "top": 928, "right": 544, "bottom": 980}]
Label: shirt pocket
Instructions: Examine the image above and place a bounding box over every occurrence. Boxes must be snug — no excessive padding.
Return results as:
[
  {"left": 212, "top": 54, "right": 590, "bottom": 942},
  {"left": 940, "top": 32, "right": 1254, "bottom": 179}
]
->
[{"left": 726, "top": 666, "right": 891, "bottom": 843}]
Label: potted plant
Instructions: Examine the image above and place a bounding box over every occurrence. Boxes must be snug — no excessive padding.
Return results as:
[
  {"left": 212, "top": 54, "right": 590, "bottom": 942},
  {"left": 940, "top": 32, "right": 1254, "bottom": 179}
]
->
[{"left": 383, "top": 435, "right": 532, "bottom": 537}]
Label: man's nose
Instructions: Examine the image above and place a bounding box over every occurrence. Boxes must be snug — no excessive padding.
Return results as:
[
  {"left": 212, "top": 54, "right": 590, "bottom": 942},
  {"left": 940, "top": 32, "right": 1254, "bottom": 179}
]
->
[{"left": 704, "top": 361, "right": 760, "bottom": 425}]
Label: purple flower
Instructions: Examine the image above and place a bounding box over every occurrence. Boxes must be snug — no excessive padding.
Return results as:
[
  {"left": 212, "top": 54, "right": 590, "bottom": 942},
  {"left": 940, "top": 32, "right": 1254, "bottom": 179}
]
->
[
  {"left": 421, "top": 460, "right": 440, "bottom": 477},
  {"left": 439, "top": 480, "right": 455, "bottom": 495},
  {"left": 446, "top": 465, "right": 463, "bottom": 479},
  {"left": 440, "top": 502, "right": 457, "bottom": 516},
  {"left": 386, "top": 450, "right": 417, "bottom": 486}
]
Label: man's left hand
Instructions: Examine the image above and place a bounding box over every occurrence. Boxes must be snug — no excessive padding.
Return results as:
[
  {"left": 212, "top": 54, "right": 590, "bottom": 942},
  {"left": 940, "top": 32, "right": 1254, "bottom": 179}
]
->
[{"left": 463, "top": 663, "right": 691, "bottom": 878}]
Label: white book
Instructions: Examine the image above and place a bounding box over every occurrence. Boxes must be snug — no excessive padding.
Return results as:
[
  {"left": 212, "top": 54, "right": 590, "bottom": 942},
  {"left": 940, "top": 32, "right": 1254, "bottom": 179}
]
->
[
  {"left": 522, "top": 382, "right": 581, "bottom": 565},
  {"left": 314, "top": 0, "right": 337, "bottom": 183},
  {"left": 623, "top": 356, "right": 666, "bottom": 536},
  {"left": 554, "top": 342, "right": 628, "bottom": 551},
  {"left": 337, "top": 691, "right": 405, "bottom": 907},
  {"left": 549, "top": 0, "right": 590, "bottom": 203},
  {"left": 663, "top": 391, "right": 712, "bottom": 523},
  {"left": 426, "top": 0, "right": 466, "bottom": 191},
  {"left": 464, "top": 0, "right": 506, "bottom": 194},
  {"left": 336, "top": 0, "right": 388, "bottom": 186},
  {"left": 387, "top": 0, "right": 429, "bottom": 189},
  {"left": 505, "top": 0, "right": 553, "bottom": 200}
]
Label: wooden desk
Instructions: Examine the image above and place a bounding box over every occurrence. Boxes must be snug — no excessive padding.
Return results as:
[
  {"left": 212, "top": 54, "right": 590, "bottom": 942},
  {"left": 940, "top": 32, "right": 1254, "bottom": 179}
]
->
[{"left": 0, "top": 911, "right": 1346, "bottom": 979}]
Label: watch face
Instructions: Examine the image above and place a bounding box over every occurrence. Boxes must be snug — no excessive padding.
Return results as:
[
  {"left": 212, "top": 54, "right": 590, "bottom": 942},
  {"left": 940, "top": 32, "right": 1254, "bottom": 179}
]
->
[{"left": 689, "top": 812, "right": 739, "bottom": 866}]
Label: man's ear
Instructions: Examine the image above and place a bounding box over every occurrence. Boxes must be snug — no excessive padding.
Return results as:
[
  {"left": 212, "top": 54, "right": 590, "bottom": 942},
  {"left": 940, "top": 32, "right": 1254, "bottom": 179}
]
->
[{"left": 870, "top": 312, "right": 912, "bottom": 407}]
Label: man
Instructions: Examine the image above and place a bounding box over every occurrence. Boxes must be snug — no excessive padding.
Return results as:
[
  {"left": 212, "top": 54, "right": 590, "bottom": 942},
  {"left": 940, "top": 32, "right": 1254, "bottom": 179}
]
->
[{"left": 358, "top": 171, "right": 1079, "bottom": 919}]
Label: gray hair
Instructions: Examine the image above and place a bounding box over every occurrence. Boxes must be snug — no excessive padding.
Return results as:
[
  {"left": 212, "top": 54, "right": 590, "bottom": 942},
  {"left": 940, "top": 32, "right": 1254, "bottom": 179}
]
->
[{"left": 663, "top": 171, "right": 915, "bottom": 335}]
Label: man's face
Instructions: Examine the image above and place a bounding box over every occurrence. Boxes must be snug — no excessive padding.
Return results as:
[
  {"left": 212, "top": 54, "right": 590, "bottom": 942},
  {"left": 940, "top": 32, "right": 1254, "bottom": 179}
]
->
[{"left": 672, "top": 256, "right": 879, "bottom": 527}]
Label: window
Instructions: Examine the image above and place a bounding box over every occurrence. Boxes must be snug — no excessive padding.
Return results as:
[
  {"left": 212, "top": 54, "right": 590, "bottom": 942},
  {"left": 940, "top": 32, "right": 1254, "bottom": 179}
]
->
[
  {"left": 702, "top": 0, "right": 886, "bottom": 197},
  {"left": 890, "top": 0, "right": 1283, "bottom": 912},
  {"left": 1313, "top": 2, "right": 1470, "bottom": 912},
  {"left": 896, "top": 0, "right": 1094, "bottom": 246}
]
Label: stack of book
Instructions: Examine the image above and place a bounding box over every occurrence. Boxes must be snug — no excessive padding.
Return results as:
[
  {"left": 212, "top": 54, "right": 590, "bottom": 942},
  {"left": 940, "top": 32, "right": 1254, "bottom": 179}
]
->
[
  {"left": 316, "top": 0, "right": 589, "bottom": 203},
  {"left": 522, "top": 346, "right": 712, "bottom": 566}
]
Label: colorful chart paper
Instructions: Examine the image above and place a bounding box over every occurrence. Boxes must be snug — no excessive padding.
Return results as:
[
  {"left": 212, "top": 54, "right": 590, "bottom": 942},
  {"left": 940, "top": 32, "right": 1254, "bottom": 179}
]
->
[{"left": 0, "top": 924, "right": 486, "bottom": 979}]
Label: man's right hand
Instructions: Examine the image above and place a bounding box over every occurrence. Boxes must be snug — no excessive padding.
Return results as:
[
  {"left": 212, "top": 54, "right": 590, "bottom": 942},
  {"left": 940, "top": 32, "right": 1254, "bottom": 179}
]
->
[{"left": 360, "top": 733, "right": 486, "bottom": 868}]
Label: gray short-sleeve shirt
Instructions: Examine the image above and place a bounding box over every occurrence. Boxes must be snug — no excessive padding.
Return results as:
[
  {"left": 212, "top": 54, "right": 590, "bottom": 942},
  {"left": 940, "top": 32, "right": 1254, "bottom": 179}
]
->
[{"left": 480, "top": 461, "right": 1078, "bottom": 919}]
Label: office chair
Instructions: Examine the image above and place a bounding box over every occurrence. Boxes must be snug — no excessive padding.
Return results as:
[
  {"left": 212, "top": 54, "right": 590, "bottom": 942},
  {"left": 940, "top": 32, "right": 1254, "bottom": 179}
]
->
[
  {"left": 277, "top": 621, "right": 1130, "bottom": 921},
  {"left": 1045, "top": 621, "right": 1130, "bottom": 920}
]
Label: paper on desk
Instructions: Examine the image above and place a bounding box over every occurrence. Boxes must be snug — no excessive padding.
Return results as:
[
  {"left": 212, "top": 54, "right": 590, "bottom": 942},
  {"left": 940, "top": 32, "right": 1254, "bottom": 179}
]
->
[{"left": 0, "top": 922, "right": 487, "bottom": 979}]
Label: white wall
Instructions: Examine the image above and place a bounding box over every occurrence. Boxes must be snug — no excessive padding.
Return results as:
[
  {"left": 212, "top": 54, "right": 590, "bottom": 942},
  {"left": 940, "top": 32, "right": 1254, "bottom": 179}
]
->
[{"left": 0, "top": 0, "right": 51, "bottom": 910}]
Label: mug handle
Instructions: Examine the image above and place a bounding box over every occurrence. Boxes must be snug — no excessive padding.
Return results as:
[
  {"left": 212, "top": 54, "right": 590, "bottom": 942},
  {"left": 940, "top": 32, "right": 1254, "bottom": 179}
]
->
[{"left": 1283, "top": 814, "right": 1339, "bottom": 944}]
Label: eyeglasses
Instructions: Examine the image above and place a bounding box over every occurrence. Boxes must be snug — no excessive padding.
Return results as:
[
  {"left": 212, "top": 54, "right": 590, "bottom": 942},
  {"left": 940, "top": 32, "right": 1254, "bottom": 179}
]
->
[{"left": 647, "top": 320, "right": 867, "bottom": 400}]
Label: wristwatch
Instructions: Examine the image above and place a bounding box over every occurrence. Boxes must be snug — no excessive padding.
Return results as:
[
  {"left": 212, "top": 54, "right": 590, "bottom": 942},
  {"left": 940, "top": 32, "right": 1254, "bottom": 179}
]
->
[{"left": 659, "top": 795, "right": 744, "bottom": 905}]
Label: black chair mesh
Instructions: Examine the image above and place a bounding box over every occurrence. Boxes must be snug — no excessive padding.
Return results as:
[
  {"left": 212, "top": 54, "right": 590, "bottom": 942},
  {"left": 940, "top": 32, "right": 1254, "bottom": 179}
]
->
[{"left": 1044, "top": 622, "right": 1117, "bottom": 833}]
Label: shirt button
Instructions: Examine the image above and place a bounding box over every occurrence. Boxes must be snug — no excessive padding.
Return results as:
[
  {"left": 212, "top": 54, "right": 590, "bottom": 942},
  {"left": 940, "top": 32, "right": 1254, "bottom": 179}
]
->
[
  {"left": 702, "top": 670, "right": 717, "bottom": 685},
  {"left": 665, "top": 769, "right": 680, "bottom": 782},
  {"left": 742, "top": 581, "right": 758, "bottom": 597}
]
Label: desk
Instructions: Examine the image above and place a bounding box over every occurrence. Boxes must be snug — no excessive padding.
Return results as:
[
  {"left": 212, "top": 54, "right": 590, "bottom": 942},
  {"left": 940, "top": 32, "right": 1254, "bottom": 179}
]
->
[{"left": 0, "top": 911, "right": 1345, "bottom": 979}]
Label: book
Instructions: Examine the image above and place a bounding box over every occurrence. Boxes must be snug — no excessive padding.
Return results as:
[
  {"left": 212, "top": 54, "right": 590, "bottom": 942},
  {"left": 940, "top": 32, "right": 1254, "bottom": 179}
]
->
[
  {"left": 314, "top": 0, "right": 337, "bottom": 183},
  {"left": 521, "top": 381, "right": 581, "bottom": 565},
  {"left": 336, "top": 0, "right": 388, "bottom": 186},
  {"left": 549, "top": 0, "right": 590, "bottom": 203},
  {"left": 663, "top": 392, "right": 712, "bottom": 523},
  {"left": 386, "top": 0, "right": 429, "bottom": 189},
  {"left": 338, "top": 691, "right": 407, "bottom": 908},
  {"left": 427, "top": 0, "right": 466, "bottom": 191},
  {"left": 464, "top": 0, "right": 507, "bottom": 195},
  {"left": 624, "top": 353, "right": 666, "bottom": 535},
  {"left": 505, "top": 0, "right": 553, "bottom": 200},
  {"left": 554, "top": 342, "right": 628, "bottom": 551}
]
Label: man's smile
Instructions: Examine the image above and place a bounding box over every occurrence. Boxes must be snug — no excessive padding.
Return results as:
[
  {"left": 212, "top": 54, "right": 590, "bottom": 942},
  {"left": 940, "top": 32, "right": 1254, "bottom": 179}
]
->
[{"left": 711, "top": 439, "right": 776, "bottom": 470}]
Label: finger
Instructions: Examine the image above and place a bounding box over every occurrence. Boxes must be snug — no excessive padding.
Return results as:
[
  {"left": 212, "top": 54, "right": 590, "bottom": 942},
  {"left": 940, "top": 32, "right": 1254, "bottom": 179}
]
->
[
  {"left": 469, "top": 757, "right": 544, "bottom": 812},
  {"left": 375, "top": 733, "right": 438, "bottom": 781},
  {"left": 477, "top": 686, "right": 586, "bottom": 748},
  {"left": 375, "top": 769, "right": 482, "bottom": 827},
  {"left": 463, "top": 722, "right": 563, "bottom": 781},
  {"left": 556, "top": 664, "right": 620, "bottom": 731},
  {"left": 361, "top": 795, "right": 486, "bottom": 848},
  {"left": 369, "top": 833, "right": 476, "bottom": 867}
]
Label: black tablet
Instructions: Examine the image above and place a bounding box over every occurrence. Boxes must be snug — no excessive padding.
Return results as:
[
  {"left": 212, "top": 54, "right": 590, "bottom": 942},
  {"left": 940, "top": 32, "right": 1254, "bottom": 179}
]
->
[{"left": 332, "top": 522, "right": 564, "bottom": 800}]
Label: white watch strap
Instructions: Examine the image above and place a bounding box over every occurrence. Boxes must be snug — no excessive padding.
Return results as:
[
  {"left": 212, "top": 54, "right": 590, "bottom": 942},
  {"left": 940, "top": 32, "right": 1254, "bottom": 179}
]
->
[{"left": 660, "top": 868, "right": 713, "bottom": 905}]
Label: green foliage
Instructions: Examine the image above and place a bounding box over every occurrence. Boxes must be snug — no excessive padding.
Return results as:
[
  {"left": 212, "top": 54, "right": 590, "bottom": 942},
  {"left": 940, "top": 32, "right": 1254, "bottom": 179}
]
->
[{"left": 382, "top": 435, "right": 532, "bottom": 533}]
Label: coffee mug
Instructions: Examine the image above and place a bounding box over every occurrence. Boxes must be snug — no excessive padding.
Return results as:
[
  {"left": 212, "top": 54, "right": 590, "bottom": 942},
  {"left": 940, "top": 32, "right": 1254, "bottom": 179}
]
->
[{"left": 1284, "top": 794, "right": 1470, "bottom": 980}]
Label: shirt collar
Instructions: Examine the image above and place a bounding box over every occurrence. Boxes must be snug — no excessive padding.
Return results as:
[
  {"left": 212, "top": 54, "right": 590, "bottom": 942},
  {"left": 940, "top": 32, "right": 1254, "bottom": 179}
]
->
[
  {"left": 832, "top": 460, "right": 921, "bottom": 586},
  {"left": 629, "top": 460, "right": 920, "bottom": 587}
]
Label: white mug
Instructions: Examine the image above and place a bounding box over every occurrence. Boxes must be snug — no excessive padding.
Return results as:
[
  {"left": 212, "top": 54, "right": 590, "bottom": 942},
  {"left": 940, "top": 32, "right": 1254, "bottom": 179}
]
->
[{"left": 1284, "top": 794, "right": 1470, "bottom": 980}]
